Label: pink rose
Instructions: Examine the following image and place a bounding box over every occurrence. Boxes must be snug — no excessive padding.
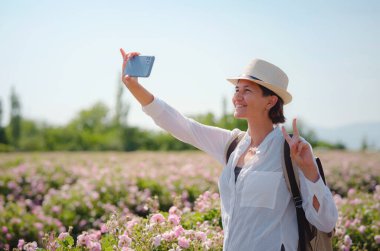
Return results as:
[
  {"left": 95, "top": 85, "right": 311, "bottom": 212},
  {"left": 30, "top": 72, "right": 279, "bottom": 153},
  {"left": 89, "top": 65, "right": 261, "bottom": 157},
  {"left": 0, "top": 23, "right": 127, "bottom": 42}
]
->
[
  {"left": 58, "top": 232, "right": 70, "bottom": 240},
  {"left": 152, "top": 235, "right": 161, "bottom": 247},
  {"left": 89, "top": 241, "right": 101, "bottom": 251},
  {"left": 23, "top": 241, "right": 38, "bottom": 251},
  {"left": 52, "top": 206, "right": 61, "bottom": 213},
  {"left": 358, "top": 225, "right": 366, "bottom": 234},
  {"left": 100, "top": 224, "right": 108, "bottom": 233},
  {"left": 118, "top": 233, "right": 132, "bottom": 248},
  {"left": 341, "top": 245, "right": 349, "bottom": 251},
  {"left": 374, "top": 235, "right": 380, "bottom": 244},
  {"left": 162, "top": 231, "right": 176, "bottom": 242},
  {"left": 195, "top": 231, "right": 207, "bottom": 242},
  {"left": 169, "top": 206, "right": 182, "bottom": 216},
  {"left": 150, "top": 213, "right": 165, "bottom": 224},
  {"left": 168, "top": 214, "right": 180, "bottom": 226},
  {"left": 347, "top": 188, "right": 356, "bottom": 197},
  {"left": 2, "top": 226, "right": 8, "bottom": 233},
  {"left": 77, "top": 234, "right": 87, "bottom": 246},
  {"left": 344, "top": 235, "right": 352, "bottom": 247},
  {"left": 174, "top": 225, "right": 185, "bottom": 237},
  {"left": 17, "top": 239, "right": 25, "bottom": 250},
  {"left": 34, "top": 222, "right": 44, "bottom": 231},
  {"left": 178, "top": 237, "right": 190, "bottom": 249}
]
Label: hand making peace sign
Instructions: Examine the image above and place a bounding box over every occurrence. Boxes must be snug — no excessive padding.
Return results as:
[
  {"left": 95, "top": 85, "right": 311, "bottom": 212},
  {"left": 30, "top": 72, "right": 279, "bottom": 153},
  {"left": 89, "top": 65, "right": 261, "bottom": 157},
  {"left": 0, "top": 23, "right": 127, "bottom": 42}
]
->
[{"left": 281, "top": 118, "right": 320, "bottom": 182}]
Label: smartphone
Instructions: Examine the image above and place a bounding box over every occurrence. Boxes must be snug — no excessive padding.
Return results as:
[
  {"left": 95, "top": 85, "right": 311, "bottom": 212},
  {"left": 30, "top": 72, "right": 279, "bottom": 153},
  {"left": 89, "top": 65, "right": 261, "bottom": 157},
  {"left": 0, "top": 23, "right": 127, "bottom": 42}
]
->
[{"left": 124, "top": 56, "right": 155, "bottom": 78}]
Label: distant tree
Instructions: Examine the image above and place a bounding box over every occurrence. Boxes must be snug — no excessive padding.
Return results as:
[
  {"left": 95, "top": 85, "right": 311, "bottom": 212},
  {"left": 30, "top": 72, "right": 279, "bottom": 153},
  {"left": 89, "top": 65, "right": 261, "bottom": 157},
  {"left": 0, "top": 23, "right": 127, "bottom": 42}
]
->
[
  {"left": 9, "top": 87, "right": 22, "bottom": 148},
  {"left": 0, "top": 98, "right": 2, "bottom": 125},
  {"left": 0, "top": 98, "right": 8, "bottom": 144},
  {"left": 114, "top": 81, "right": 130, "bottom": 127},
  {"left": 154, "top": 131, "right": 195, "bottom": 151},
  {"left": 220, "top": 96, "right": 228, "bottom": 128},
  {"left": 18, "top": 119, "right": 44, "bottom": 151},
  {"left": 115, "top": 80, "right": 134, "bottom": 150},
  {"left": 314, "top": 140, "right": 346, "bottom": 150},
  {"left": 360, "top": 136, "right": 368, "bottom": 151},
  {"left": 334, "top": 141, "right": 346, "bottom": 150},
  {"left": 65, "top": 102, "right": 112, "bottom": 150},
  {"left": 191, "top": 112, "right": 218, "bottom": 126},
  {"left": 69, "top": 102, "right": 109, "bottom": 133},
  {"left": 122, "top": 126, "right": 150, "bottom": 151},
  {"left": 220, "top": 114, "right": 248, "bottom": 131}
]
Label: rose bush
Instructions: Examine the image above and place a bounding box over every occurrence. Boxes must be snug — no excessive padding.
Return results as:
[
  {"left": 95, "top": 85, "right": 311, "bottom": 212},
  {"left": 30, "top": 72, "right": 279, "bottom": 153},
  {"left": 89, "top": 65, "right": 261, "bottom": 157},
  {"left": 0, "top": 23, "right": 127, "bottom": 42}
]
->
[{"left": 0, "top": 151, "right": 379, "bottom": 250}]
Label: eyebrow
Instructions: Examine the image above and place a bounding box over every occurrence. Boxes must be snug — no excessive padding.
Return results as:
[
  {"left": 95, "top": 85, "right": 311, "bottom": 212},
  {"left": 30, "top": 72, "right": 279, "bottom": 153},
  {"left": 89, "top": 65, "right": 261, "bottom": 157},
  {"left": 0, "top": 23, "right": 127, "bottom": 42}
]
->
[{"left": 235, "top": 84, "right": 253, "bottom": 89}]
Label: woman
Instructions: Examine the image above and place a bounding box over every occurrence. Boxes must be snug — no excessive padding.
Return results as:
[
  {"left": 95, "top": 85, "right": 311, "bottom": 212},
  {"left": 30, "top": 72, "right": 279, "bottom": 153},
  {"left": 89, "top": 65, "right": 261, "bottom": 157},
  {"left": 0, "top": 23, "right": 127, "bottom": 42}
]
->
[{"left": 119, "top": 49, "right": 338, "bottom": 251}]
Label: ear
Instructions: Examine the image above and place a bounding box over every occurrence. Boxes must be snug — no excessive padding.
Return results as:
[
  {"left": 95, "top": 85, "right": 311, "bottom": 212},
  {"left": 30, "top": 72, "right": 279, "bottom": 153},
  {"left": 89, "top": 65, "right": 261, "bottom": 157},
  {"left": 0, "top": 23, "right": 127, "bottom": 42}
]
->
[{"left": 267, "top": 95, "right": 278, "bottom": 109}]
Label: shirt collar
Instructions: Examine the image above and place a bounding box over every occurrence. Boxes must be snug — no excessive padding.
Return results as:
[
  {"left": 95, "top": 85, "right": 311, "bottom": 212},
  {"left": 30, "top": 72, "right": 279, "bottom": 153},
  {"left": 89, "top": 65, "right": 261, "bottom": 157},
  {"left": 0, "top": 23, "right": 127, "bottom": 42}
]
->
[{"left": 241, "top": 125, "right": 280, "bottom": 153}]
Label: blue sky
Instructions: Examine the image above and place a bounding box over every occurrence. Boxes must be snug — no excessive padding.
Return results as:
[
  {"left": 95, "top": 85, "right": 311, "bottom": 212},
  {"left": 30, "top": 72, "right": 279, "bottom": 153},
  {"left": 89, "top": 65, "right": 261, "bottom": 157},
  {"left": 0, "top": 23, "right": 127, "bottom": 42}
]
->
[{"left": 0, "top": 0, "right": 379, "bottom": 131}]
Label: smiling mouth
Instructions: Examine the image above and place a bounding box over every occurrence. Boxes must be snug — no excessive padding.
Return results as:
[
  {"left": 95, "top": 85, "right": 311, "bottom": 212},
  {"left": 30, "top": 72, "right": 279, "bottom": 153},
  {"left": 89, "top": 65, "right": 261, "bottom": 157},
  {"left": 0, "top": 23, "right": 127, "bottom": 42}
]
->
[{"left": 235, "top": 105, "right": 247, "bottom": 108}]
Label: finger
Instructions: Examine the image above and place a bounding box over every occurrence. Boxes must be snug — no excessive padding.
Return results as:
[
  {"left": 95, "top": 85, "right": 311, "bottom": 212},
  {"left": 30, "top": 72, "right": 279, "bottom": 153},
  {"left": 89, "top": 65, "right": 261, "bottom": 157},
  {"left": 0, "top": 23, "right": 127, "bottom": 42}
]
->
[
  {"left": 120, "top": 48, "right": 127, "bottom": 58},
  {"left": 120, "top": 49, "right": 129, "bottom": 75},
  {"left": 124, "top": 52, "right": 140, "bottom": 67},
  {"left": 292, "top": 118, "right": 300, "bottom": 137},
  {"left": 122, "top": 58, "right": 127, "bottom": 76},
  {"left": 297, "top": 141, "right": 304, "bottom": 154},
  {"left": 127, "top": 52, "right": 141, "bottom": 59},
  {"left": 120, "top": 49, "right": 140, "bottom": 61},
  {"left": 281, "top": 126, "right": 292, "bottom": 143},
  {"left": 290, "top": 140, "right": 299, "bottom": 155}
]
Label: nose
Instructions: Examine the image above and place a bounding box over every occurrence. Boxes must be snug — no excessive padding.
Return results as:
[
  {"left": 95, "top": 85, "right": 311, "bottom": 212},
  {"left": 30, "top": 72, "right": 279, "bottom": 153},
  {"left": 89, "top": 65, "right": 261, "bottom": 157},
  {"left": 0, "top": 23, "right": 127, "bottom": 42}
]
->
[{"left": 234, "top": 91, "right": 243, "bottom": 100}]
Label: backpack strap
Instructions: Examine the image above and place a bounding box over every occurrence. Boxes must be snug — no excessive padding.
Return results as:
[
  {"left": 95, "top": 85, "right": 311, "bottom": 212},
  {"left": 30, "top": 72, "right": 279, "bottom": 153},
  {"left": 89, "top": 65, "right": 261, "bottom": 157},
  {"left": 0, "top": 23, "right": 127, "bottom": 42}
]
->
[
  {"left": 283, "top": 135, "right": 313, "bottom": 251},
  {"left": 225, "top": 132, "right": 245, "bottom": 164},
  {"left": 316, "top": 157, "right": 326, "bottom": 185}
]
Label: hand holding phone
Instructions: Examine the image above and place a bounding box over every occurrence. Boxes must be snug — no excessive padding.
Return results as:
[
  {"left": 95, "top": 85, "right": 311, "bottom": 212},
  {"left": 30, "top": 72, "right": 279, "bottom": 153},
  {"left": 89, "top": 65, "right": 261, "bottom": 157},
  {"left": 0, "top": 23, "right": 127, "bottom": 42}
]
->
[
  {"left": 120, "top": 49, "right": 155, "bottom": 105},
  {"left": 124, "top": 55, "right": 155, "bottom": 78}
]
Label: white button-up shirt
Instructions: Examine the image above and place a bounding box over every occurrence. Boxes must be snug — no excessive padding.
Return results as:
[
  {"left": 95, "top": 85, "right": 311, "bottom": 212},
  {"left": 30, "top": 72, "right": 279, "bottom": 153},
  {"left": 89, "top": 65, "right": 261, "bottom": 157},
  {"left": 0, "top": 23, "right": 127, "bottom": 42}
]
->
[{"left": 143, "top": 98, "right": 338, "bottom": 251}]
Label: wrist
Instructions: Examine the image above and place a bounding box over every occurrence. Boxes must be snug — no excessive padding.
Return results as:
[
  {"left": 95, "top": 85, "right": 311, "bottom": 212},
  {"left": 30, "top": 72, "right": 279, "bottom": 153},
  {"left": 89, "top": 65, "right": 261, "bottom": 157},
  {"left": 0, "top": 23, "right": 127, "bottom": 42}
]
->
[{"left": 303, "top": 164, "right": 320, "bottom": 183}]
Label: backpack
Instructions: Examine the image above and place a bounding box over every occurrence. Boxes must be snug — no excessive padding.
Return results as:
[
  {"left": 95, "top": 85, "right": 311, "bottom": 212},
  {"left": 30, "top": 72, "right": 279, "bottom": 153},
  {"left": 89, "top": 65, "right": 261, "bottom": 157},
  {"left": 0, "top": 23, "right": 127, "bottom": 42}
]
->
[{"left": 225, "top": 133, "right": 334, "bottom": 251}]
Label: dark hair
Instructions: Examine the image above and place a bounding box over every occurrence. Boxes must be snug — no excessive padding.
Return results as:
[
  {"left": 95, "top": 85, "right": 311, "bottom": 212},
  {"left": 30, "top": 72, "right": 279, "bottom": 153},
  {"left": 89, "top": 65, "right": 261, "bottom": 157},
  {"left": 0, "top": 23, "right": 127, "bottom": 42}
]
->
[{"left": 258, "top": 85, "right": 286, "bottom": 124}]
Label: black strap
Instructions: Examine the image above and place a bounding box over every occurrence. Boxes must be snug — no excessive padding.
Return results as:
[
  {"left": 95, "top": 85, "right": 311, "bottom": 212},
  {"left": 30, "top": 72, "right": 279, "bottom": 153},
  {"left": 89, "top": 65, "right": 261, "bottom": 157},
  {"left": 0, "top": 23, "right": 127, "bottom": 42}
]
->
[
  {"left": 316, "top": 157, "right": 326, "bottom": 184},
  {"left": 225, "top": 133, "right": 245, "bottom": 164},
  {"left": 284, "top": 135, "right": 314, "bottom": 251}
]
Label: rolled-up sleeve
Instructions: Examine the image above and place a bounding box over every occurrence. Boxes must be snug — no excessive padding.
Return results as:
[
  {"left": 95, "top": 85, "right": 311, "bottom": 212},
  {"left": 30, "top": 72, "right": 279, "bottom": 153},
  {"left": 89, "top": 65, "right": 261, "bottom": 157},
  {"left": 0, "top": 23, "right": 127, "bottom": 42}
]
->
[
  {"left": 142, "top": 97, "right": 238, "bottom": 165},
  {"left": 298, "top": 167, "right": 338, "bottom": 233}
]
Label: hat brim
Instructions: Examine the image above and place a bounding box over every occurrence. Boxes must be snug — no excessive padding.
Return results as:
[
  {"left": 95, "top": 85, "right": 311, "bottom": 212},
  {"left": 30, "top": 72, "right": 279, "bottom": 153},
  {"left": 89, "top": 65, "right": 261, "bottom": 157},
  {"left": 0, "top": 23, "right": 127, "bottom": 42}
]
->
[{"left": 226, "top": 76, "right": 292, "bottom": 105}]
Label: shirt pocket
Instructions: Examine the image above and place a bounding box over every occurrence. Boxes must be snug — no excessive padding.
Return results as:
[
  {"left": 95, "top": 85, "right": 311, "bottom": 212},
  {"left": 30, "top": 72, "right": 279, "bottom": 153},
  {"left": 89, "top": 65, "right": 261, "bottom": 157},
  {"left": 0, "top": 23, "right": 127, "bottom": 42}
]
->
[{"left": 240, "top": 171, "right": 283, "bottom": 209}]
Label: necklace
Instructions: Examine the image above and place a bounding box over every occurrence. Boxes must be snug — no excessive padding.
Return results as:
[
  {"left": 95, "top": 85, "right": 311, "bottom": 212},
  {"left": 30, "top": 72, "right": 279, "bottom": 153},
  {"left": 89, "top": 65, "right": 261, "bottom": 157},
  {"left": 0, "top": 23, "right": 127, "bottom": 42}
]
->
[{"left": 248, "top": 145, "right": 259, "bottom": 154}]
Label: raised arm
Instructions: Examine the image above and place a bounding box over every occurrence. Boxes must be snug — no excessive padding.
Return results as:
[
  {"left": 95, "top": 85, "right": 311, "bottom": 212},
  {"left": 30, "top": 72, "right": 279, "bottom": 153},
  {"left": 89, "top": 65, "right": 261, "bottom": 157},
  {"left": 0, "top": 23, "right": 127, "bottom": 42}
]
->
[
  {"left": 120, "top": 49, "right": 154, "bottom": 106},
  {"left": 119, "top": 48, "right": 237, "bottom": 164},
  {"left": 282, "top": 118, "right": 338, "bottom": 232}
]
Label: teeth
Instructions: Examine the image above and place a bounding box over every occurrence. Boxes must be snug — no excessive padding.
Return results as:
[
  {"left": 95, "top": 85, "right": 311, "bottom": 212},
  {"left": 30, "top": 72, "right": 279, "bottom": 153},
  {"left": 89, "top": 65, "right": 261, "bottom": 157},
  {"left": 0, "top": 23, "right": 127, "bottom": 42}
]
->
[{"left": 236, "top": 105, "right": 245, "bottom": 108}]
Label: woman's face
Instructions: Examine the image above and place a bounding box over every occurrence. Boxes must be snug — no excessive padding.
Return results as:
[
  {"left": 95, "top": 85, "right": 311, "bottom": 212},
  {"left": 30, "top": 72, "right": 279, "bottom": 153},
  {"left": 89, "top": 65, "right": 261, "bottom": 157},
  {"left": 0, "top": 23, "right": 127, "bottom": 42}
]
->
[{"left": 232, "top": 79, "right": 274, "bottom": 120}]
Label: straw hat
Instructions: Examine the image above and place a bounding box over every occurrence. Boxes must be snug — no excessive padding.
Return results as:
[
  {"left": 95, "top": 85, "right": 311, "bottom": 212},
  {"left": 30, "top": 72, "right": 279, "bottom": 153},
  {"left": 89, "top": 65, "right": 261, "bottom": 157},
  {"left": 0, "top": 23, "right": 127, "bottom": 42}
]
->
[{"left": 227, "top": 59, "right": 292, "bottom": 104}]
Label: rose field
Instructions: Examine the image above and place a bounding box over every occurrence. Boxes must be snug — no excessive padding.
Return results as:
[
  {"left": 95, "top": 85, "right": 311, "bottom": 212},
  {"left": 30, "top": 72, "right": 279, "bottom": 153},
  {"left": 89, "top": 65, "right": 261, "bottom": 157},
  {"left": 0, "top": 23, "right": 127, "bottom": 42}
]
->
[{"left": 0, "top": 150, "right": 379, "bottom": 251}]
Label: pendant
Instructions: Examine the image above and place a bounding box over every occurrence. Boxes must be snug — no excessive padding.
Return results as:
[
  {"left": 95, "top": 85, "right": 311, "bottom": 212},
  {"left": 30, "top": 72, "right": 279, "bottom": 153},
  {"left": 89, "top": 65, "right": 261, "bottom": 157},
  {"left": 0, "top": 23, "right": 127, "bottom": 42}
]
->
[{"left": 248, "top": 147, "right": 257, "bottom": 154}]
